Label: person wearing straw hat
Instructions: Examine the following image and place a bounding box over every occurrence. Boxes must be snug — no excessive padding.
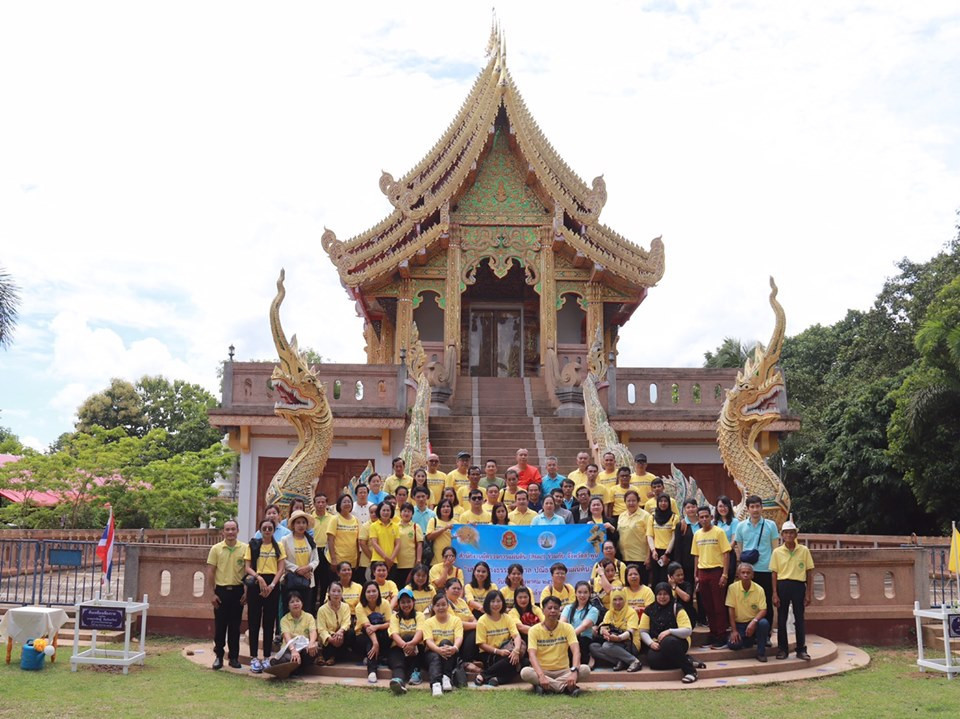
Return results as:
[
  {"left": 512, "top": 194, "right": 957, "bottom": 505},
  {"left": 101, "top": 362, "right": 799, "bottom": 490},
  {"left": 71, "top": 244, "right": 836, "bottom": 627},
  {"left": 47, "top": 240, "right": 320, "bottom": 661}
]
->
[
  {"left": 281, "top": 510, "right": 319, "bottom": 615},
  {"left": 770, "top": 515, "right": 814, "bottom": 661}
]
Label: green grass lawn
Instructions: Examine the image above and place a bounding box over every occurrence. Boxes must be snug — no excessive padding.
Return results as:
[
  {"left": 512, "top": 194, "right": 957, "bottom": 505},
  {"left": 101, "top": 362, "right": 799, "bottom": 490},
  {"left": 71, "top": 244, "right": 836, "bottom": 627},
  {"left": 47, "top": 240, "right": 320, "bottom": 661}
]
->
[{"left": 0, "top": 639, "right": 957, "bottom": 719}]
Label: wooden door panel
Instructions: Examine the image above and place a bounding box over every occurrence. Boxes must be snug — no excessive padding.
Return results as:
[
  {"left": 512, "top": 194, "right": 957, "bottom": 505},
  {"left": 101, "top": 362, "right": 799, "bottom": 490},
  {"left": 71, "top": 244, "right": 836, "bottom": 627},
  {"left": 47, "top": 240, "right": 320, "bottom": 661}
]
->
[{"left": 255, "top": 457, "right": 373, "bottom": 520}]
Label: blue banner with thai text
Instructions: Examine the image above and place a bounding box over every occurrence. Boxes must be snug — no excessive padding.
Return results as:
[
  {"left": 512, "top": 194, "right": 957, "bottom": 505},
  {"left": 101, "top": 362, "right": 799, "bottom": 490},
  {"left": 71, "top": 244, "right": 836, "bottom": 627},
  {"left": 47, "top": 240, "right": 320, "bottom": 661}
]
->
[{"left": 451, "top": 524, "right": 605, "bottom": 598}]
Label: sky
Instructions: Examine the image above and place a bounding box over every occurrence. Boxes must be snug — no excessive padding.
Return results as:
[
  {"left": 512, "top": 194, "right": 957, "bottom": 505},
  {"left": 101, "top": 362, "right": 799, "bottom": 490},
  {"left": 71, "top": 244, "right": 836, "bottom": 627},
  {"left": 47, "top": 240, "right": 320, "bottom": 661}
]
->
[{"left": 1, "top": 1, "right": 959, "bottom": 451}]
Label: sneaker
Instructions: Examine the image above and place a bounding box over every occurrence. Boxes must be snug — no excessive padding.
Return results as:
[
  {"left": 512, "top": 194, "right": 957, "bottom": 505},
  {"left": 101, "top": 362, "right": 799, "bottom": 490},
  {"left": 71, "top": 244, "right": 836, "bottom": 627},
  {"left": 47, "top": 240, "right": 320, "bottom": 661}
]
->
[
  {"left": 441, "top": 675, "right": 453, "bottom": 692},
  {"left": 390, "top": 678, "right": 407, "bottom": 695},
  {"left": 368, "top": 671, "right": 378, "bottom": 683},
  {"left": 487, "top": 678, "right": 500, "bottom": 687},
  {"left": 776, "top": 650, "right": 789, "bottom": 660},
  {"left": 756, "top": 654, "right": 768, "bottom": 663},
  {"left": 432, "top": 683, "right": 443, "bottom": 697},
  {"left": 612, "top": 660, "right": 626, "bottom": 672},
  {"left": 568, "top": 687, "right": 582, "bottom": 698},
  {"left": 710, "top": 640, "right": 727, "bottom": 649},
  {"left": 681, "top": 673, "right": 698, "bottom": 684},
  {"left": 250, "top": 658, "right": 262, "bottom": 673},
  {"left": 533, "top": 685, "right": 544, "bottom": 696},
  {"left": 627, "top": 659, "right": 642, "bottom": 673},
  {"left": 797, "top": 650, "right": 811, "bottom": 661},
  {"left": 409, "top": 669, "right": 422, "bottom": 685}
]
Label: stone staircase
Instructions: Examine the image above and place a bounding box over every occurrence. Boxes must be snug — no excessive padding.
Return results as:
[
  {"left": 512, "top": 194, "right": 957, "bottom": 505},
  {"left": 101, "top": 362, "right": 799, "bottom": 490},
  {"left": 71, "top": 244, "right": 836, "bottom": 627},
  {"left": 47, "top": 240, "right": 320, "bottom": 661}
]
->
[{"left": 429, "top": 376, "right": 589, "bottom": 471}]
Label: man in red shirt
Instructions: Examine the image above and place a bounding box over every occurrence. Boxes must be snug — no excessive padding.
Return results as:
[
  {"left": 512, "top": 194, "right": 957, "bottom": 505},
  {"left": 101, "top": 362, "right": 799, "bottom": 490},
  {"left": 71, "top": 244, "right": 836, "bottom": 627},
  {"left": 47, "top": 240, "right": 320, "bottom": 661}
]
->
[{"left": 510, "top": 448, "right": 542, "bottom": 489}]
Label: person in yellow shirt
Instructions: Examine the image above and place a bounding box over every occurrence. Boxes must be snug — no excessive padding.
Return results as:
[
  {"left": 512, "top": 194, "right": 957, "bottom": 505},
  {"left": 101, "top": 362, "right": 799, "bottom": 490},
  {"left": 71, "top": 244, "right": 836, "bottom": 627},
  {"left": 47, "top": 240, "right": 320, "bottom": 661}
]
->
[
  {"left": 539, "top": 563, "right": 575, "bottom": 608},
  {"left": 425, "top": 454, "right": 449, "bottom": 507},
  {"left": 387, "top": 588, "right": 425, "bottom": 694},
  {"left": 421, "top": 593, "right": 464, "bottom": 695},
  {"left": 590, "top": 540, "right": 627, "bottom": 583},
  {"left": 482, "top": 484, "right": 503, "bottom": 513},
  {"left": 507, "top": 490, "right": 536, "bottom": 525},
  {"left": 596, "top": 451, "right": 619, "bottom": 487},
  {"left": 426, "top": 500, "right": 456, "bottom": 565},
  {"left": 392, "top": 502, "right": 423, "bottom": 585},
  {"left": 429, "top": 546, "right": 465, "bottom": 591},
  {"left": 281, "top": 510, "right": 320, "bottom": 615},
  {"left": 584, "top": 465, "right": 613, "bottom": 515},
  {"left": 567, "top": 451, "right": 591, "bottom": 489},
  {"left": 616, "top": 490, "right": 652, "bottom": 582},
  {"left": 456, "top": 465, "right": 484, "bottom": 506},
  {"left": 368, "top": 502, "right": 400, "bottom": 567},
  {"left": 501, "top": 468, "right": 521, "bottom": 509},
  {"left": 356, "top": 581, "right": 393, "bottom": 682},
  {"left": 312, "top": 491, "right": 336, "bottom": 608},
  {"left": 592, "top": 558, "right": 625, "bottom": 611},
  {"left": 726, "top": 562, "right": 770, "bottom": 661},
  {"left": 326, "top": 495, "right": 360, "bottom": 579},
  {"left": 647, "top": 493, "right": 679, "bottom": 586},
  {"left": 336, "top": 561, "right": 364, "bottom": 617},
  {"left": 466, "top": 561, "right": 497, "bottom": 613},
  {"left": 316, "top": 580, "right": 354, "bottom": 666},
  {"left": 610, "top": 467, "right": 639, "bottom": 517},
  {"left": 446, "top": 451, "right": 472, "bottom": 491},
  {"left": 398, "top": 564, "right": 435, "bottom": 615},
  {"left": 589, "top": 589, "right": 641, "bottom": 671},
  {"left": 644, "top": 478, "right": 679, "bottom": 514},
  {"left": 692, "top": 506, "right": 732, "bottom": 648},
  {"left": 639, "top": 582, "right": 697, "bottom": 683},
  {"left": 444, "top": 578, "right": 479, "bottom": 669},
  {"left": 519, "top": 596, "right": 591, "bottom": 695},
  {"left": 371, "top": 561, "right": 400, "bottom": 604},
  {"left": 501, "top": 563, "right": 525, "bottom": 611},
  {"left": 385, "top": 456, "right": 414, "bottom": 496},
  {"left": 475, "top": 589, "right": 522, "bottom": 687},
  {"left": 271, "top": 591, "right": 319, "bottom": 675},
  {"left": 243, "top": 518, "right": 286, "bottom": 672},
  {"left": 622, "top": 565, "right": 655, "bottom": 624},
  {"left": 508, "top": 586, "right": 545, "bottom": 639},
  {"left": 630, "top": 453, "right": 656, "bottom": 500},
  {"left": 205, "top": 520, "right": 246, "bottom": 670},
  {"left": 459, "top": 489, "right": 492, "bottom": 524},
  {"left": 770, "top": 517, "right": 814, "bottom": 660}
]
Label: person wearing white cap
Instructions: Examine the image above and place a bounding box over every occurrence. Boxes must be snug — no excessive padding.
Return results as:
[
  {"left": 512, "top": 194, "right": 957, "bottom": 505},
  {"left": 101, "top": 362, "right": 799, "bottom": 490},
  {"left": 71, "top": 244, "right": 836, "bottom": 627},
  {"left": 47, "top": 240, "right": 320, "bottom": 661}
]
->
[{"left": 770, "top": 516, "right": 815, "bottom": 661}]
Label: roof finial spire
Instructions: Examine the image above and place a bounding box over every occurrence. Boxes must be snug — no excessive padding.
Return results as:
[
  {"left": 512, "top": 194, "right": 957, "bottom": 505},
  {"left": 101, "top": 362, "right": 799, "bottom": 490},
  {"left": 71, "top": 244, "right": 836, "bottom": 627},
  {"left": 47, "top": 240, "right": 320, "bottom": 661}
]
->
[{"left": 486, "top": 8, "right": 498, "bottom": 57}]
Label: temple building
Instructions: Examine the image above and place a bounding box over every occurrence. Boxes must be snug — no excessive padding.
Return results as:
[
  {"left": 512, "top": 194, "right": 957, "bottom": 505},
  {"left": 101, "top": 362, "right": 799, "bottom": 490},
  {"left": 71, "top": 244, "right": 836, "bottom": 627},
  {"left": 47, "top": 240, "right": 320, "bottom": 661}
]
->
[{"left": 209, "top": 31, "right": 799, "bottom": 537}]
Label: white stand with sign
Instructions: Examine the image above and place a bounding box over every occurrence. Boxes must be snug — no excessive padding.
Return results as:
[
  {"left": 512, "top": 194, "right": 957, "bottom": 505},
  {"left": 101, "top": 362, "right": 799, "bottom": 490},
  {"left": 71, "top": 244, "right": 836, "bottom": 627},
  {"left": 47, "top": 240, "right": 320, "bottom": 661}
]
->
[
  {"left": 70, "top": 595, "right": 149, "bottom": 674},
  {"left": 914, "top": 600, "right": 960, "bottom": 679}
]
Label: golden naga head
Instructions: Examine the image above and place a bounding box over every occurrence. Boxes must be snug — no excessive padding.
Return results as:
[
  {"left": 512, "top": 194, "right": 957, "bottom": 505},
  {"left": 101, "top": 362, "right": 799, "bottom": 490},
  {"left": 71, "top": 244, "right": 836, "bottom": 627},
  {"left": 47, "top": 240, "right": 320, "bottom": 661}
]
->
[
  {"left": 730, "top": 277, "right": 786, "bottom": 425},
  {"left": 269, "top": 270, "right": 325, "bottom": 418}
]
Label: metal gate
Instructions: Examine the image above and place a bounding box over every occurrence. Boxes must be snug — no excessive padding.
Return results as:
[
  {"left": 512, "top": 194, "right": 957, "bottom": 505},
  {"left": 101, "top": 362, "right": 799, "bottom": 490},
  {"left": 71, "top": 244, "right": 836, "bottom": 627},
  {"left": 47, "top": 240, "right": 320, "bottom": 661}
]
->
[{"left": 0, "top": 539, "right": 126, "bottom": 606}]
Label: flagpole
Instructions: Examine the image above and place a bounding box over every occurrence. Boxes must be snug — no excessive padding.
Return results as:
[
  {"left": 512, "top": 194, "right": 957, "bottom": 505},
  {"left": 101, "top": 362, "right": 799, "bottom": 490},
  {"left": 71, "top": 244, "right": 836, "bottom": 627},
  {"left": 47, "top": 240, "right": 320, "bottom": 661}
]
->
[{"left": 954, "top": 521, "right": 960, "bottom": 609}]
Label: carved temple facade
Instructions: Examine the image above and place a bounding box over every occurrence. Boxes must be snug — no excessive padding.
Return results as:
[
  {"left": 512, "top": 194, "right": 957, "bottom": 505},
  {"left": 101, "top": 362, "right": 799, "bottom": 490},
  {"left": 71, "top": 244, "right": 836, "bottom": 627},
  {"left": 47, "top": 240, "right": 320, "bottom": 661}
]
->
[{"left": 209, "top": 31, "right": 799, "bottom": 538}]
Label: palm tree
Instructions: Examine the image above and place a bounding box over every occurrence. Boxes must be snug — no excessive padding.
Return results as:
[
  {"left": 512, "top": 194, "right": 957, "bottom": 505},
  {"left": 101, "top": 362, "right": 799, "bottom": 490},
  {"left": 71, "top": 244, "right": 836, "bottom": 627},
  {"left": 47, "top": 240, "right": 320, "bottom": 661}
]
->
[
  {"left": 0, "top": 265, "right": 20, "bottom": 349},
  {"left": 703, "top": 337, "right": 757, "bottom": 369}
]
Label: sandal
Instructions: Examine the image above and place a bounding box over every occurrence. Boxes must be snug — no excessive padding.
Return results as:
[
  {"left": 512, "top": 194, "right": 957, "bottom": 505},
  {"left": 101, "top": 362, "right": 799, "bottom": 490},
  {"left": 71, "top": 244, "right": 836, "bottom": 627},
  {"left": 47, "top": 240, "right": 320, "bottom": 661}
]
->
[{"left": 474, "top": 674, "right": 485, "bottom": 686}]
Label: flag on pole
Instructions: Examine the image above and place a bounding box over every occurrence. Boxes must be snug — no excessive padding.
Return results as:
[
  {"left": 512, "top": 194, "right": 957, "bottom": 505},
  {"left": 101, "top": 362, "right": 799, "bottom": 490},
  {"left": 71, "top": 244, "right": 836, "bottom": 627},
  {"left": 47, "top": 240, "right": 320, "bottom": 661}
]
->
[
  {"left": 96, "top": 506, "right": 116, "bottom": 585},
  {"left": 949, "top": 522, "right": 960, "bottom": 574}
]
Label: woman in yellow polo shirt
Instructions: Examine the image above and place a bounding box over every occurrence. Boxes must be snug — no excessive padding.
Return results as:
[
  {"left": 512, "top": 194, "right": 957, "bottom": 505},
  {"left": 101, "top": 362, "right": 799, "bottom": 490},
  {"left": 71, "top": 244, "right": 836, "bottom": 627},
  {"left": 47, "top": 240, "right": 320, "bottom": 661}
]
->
[
  {"left": 274, "top": 591, "right": 318, "bottom": 675},
  {"left": 444, "top": 578, "right": 479, "bottom": 670},
  {"left": 400, "top": 564, "right": 435, "bottom": 615},
  {"left": 243, "top": 518, "right": 286, "bottom": 673},
  {"left": 421, "top": 592, "right": 464, "bottom": 696},
  {"left": 387, "top": 588, "right": 425, "bottom": 694},
  {"left": 371, "top": 561, "right": 399, "bottom": 604},
  {"left": 429, "top": 546, "right": 464, "bottom": 591},
  {"left": 593, "top": 558, "right": 625, "bottom": 612},
  {"left": 623, "top": 565, "right": 656, "bottom": 620},
  {"left": 368, "top": 502, "right": 400, "bottom": 569},
  {"left": 426, "top": 500, "right": 456, "bottom": 565},
  {"left": 647, "top": 493, "right": 679, "bottom": 587},
  {"left": 327, "top": 494, "right": 360, "bottom": 580},
  {"left": 475, "top": 589, "right": 522, "bottom": 687},
  {"left": 617, "top": 490, "right": 652, "bottom": 582},
  {"left": 466, "top": 561, "right": 497, "bottom": 614},
  {"left": 336, "top": 561, "right": 363, "bottom": 618},
  {"left": 355, "top": 581, "right": 392, "bottom": 683},
  {"left": 316, "top": 580, "right": 353, "bottom": 665},
  {"left": 393, "top": 502, "right": 423, "bottom": 586},
  {"left": 509, "top": 586, "right": 544, "bottom": 638},
  {"left": 590, "top": 540, "right": 627, "bottom": 583},
  {"left": 588, "top": 589, "right": 641, "bottom": 672},
  {"left": 500, "top": 563, "right": 525, "bottom": 611}
]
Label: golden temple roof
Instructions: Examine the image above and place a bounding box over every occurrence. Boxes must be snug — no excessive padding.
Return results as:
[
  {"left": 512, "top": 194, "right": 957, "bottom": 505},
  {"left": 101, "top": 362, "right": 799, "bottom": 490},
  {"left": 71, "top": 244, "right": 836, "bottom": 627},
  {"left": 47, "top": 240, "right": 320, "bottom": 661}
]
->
[{"left": 322, "top": 26, "right": 665, "bottom": 291}]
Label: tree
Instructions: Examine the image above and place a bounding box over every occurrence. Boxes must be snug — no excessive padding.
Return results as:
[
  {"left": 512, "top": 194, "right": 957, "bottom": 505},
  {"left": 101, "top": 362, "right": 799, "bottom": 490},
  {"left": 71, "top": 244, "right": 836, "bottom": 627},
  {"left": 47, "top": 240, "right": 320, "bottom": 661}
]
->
[
  {"left": 0, "top": 425, "right": 25, "bottom": 454},
  {"left": 76, "top": 379, "right": 146, "bottom": 436},
  {"left": 703, "top": 337, "right": 756, "bottom": 368},
  {"left": 137, "top": 376, "right": 223, "bottom": 454},
  {"left": 0, "top": 265, "right": 20, "bottom": 349}
]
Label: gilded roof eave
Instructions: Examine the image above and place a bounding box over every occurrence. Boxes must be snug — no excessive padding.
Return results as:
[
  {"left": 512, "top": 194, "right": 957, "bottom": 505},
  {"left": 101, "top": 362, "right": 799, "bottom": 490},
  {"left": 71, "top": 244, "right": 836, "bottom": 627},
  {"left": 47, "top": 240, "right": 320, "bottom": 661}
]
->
[{"left": 322, "top": 28, "right": 665, "bottom": 292}]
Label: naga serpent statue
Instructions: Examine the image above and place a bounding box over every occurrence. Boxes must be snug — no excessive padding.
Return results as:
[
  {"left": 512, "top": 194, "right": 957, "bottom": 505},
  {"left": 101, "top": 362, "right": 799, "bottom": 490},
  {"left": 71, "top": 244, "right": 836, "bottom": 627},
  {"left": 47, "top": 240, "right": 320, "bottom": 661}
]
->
[
  {"left": 264, "top": 270, "right": 333, "bottom": 514},
  {"left": 717, "top": 277, "right": 791, "bottom": 526}
]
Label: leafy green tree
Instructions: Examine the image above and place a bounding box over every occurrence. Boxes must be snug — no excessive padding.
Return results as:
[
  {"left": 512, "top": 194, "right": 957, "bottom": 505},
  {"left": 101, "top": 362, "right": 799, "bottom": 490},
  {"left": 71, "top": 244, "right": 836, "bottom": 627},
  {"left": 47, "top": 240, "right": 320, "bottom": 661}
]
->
[
  {"left": 0, "top": 425, "right": 25, "bottom": 454},
  {"left": 703, "top": 337, "right": 756, "bottom": 369},
  {"left": 136, "top": 376, "right": 223, "bottom": 454},
  {"left": 76, "top": 379, "right": 146, "bottom": 436},
  {"left": 0, "top": 265, "right": 19, "bottom": 349}
]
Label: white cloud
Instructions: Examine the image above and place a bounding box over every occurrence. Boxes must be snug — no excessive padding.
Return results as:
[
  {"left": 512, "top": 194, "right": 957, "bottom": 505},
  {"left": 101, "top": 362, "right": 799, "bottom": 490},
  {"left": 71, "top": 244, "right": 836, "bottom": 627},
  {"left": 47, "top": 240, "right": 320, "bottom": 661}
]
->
[{"left": 0, "top": 0, "right": 958, "bottom": 445}]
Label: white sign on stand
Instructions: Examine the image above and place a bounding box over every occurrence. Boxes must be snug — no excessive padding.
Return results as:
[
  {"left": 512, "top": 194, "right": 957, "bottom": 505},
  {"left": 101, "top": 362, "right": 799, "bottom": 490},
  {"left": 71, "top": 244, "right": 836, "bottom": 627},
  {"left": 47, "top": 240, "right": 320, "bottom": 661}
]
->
[
  {"left": 914, "top": 600, "right": 960, "bottom": 679},
  {"left": 70, "top": 595, "right": 149, "bottom": 675}
]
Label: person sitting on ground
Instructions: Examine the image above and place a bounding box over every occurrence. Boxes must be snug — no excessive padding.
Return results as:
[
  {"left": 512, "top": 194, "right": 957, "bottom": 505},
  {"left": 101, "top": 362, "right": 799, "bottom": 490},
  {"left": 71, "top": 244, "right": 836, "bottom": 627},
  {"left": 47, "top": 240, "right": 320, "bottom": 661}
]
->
[
  {"left": 466, "top": 561, "right": 497, "bottom": 615},
  {"left": 316, "top": 580, "right": 353, "bottom": 666},
  {"left": 725, "top": 562, "right": 770, "bottom": 662},
  {"left": 398, "top": 563, "right": 434, "bottom": 615},
  {"left": 666, "top": 561, "right": 695, "bottom": 621},
  {"left": 475, "top": 589, "right": 523, "bottom": 687},
  {"left": 622, "top": 564, "right": 655, "bottom": 619},
  {"left": 510, "top": 586, "right": 544, "bottom": 638},
  {"left": 591, "top": 540, "right": 627, "bottom": 583},
  {"left": 269, "top": 590, "right": 318, "bottom": 676},
  {"left": 639, "top": 582, "right": 697, "bottom": 683},
  {"left": 589, "top": 588, "right": 642, "bottom": 672},
  {"left": 539, "top": 562, "right": 575, "bottom": 607},
  {"left": 429, "top": 546, "right": 465, "bottom": 591},
  {"left": 387, "top": 588, "right": 425, "bottom": 695},
  {"left": 445, "top": 577, "right": 480, "bottom": 671},
  {"left": 422, "top": 591, "right": 464, "bottom": 697},
  {"left": 561, "top": 581, "right": 599, "bottom": 669},
  {"left": 593, "top": 558, "right": 625, "bottom": 615},
  {"left": 520, "top": 595, "right": 591, "bottom": 696},
  {"left": 356, "top": 580, "right": 392, "bottom": 683},
  {"left": 770, "top": 516, "right": 815, "bottom": 661}
]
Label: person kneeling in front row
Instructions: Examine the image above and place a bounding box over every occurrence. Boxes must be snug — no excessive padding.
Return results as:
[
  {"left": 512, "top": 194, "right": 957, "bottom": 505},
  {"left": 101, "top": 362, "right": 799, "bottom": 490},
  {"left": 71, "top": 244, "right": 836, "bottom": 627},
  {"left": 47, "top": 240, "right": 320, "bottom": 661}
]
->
[
  {"left": 639, "top": 582, "right": 697, "bottom": 683},
  {"left": 725, "top": 563, "right": 770, "bottom": 662},
  {"left": 520, "top": 595, "right": 591, "bottom": 696}
]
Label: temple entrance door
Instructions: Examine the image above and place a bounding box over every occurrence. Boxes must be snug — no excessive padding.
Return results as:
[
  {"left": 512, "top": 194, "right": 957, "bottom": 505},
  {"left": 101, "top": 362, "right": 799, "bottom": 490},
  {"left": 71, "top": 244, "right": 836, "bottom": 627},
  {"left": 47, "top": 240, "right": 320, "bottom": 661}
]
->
[{"left": 468, "top": 306, "right": 523, "bottom": 377}]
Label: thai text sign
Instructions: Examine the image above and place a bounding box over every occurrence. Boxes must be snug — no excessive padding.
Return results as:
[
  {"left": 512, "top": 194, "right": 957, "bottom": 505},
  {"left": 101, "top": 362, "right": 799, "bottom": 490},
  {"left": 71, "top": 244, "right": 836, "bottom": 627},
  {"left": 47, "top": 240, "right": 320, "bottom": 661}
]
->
[
  {"left": 451, "top": 524, "right": 604, "bottom": 597},
  {"left": 79, "top": 606, "right": 125, "bottom": 631}
]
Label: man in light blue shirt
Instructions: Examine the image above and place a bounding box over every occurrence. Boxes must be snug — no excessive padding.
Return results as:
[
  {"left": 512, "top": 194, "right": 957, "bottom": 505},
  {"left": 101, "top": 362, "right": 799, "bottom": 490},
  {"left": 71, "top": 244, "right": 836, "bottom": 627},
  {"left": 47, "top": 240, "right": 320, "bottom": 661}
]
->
[
  {"left": 411, "top": 486, "right": 436, "bottom": 534},
  {"left": 733, "top": 494, "right": 780, "bottom": 630},
  {"left": 540, "top": 456, "right": 566, "bottom": 497}
]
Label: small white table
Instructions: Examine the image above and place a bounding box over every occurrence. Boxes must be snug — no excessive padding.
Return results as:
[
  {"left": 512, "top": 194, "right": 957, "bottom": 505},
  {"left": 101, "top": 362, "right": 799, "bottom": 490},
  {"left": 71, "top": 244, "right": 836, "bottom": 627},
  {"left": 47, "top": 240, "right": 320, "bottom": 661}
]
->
[
  {"left": 914, "top": 600, "right": 960, "bottom": 678},
  {"left": 70, "top": 596, "right": 149, "bottom": 675},
  {"left": 0, "top": 606, "right": 69, "bottom": 664}
]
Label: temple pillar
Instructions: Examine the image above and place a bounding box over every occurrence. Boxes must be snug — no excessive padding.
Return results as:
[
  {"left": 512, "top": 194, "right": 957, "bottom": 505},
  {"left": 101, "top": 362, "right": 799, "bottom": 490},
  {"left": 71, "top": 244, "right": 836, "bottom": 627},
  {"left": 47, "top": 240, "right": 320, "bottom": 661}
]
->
[
  {"left": 443, "top": 231, "right": 462, "bottom": 358},
  {"left": 539, "top": 227, "right": 556, "bottom": 365},
  {"left": 380, "top": 316, "right": 396, "bottom": 365},
  {"left": 586, "top": 281, "right": 604, "bottom": 352},
  {"left": 395, "top": 278, "right": 414, "bottom": 364}
]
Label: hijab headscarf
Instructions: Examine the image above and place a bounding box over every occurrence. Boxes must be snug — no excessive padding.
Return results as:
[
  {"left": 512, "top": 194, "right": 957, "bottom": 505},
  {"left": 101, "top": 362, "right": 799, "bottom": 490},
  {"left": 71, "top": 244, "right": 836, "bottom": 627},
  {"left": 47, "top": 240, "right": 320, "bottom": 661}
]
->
[
  {"left": 644, "top": 582, "right": 679, "bottom": 639},
  {"left": 654, "top": 495, "right": 674, "bottom": 525}
]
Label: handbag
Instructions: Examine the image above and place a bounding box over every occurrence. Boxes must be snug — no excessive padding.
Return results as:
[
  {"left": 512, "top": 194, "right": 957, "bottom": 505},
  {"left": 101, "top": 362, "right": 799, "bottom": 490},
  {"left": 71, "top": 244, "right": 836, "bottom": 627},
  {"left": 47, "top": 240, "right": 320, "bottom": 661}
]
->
[
  {"left": 739, "top": 520, "right": 764, "bottom": 565},
  {"left": 452, "top": 661, "right": 468, "bottom": 688},
  {"left": 421, "top": 540, "right": 434, "bottom": 566},
  {"left": 285, "top": 572, "right": 311, "bottom": 592}
]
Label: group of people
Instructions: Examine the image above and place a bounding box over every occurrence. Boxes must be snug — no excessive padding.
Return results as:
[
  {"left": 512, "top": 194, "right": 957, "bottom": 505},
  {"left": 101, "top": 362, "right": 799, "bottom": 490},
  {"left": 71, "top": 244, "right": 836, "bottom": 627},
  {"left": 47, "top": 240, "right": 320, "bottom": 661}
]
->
[{"left": 205, "top": 449, "right": 815, "bottom": 695}]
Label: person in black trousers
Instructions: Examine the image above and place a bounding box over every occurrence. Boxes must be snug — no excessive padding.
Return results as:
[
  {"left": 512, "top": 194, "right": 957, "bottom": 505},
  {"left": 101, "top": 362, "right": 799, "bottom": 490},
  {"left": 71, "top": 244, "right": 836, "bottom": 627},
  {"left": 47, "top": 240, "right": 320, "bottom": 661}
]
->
[
  {"left": 205, "top": 520, "right": 246, "bottom": 669},
  {"left": 243, "top": 519, "right": 286, "bottom": 673}
]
